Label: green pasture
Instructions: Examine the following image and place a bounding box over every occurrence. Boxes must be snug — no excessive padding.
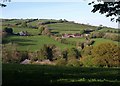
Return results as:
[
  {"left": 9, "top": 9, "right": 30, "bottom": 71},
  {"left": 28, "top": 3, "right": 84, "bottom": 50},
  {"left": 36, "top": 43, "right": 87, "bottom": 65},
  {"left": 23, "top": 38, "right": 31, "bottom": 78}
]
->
[
  {"left": 3, "top": 35, "right": 75, "bottom": 51},
  {"left": 66, "top": 38, "right": 118, "bottom": 45},
  {"left": 48, "top": 22, "right": 96, "bottom": 31},
  {"left": 2, "top": 64, "right": 120, "bottom": 86},
  {"left": 2, "top": 19, "right": 26, "bottom": 25},
  {"left": 12, "top": 27, "right": 39, "bottom": 35},
  {"left": 92, "top": 38, "right": 119, "bottom": 46},
  {"left": 28, "top": 19, "right": 59, "bottom": 26},
  {"left": 2, "top": 19, "right": 119, "bottom": 52}
]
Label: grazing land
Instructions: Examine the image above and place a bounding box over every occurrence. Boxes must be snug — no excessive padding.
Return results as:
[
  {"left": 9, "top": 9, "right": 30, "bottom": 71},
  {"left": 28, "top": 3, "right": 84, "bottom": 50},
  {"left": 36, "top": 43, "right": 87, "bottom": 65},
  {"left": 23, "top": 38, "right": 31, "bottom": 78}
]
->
[{"left": 2, "top": 19, "right": 119, "bottom": 51}]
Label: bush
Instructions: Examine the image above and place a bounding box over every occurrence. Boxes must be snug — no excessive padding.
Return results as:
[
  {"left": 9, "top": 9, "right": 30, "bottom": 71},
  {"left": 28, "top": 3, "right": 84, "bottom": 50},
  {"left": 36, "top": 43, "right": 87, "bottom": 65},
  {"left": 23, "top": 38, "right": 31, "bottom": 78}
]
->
[
  {"left": 55, "top": 58, "right": 67, "bottom": 66},
  {"left": 38, "top": 26, "right": 45, "bottom": 35},
  {"left": 28, "top": 52, "right": 35, "bottom": 61},
  {"left": 85, "top": 40, "right": 95, "bottom": 46},
  {"left": 62, "top": 49, "right": 68, "bottom": 61},
  {"left": 92, "top": 42, "right": 120, "bottom": 67},
  {"left": 82, "top": 46, "right": 93, "bottom": 56},
  {"left": 3, "top": 27, "right": 13, "bottom": 34},
  {"left": 80, "top": 30, "right": 85, "bottom": 34},
  {"left": 90, "top": 32, "right": 105, "bottom": 38},
  {"left": 80, "top": 55, "right": 94, "bottom": 67},
  {"left": 21, "top": 22, "right": 27, "bottom": 27},
  {"left": 35, "top": 49, "right": 47, "bottom": 61},
  {"left": 42, "top": 27, "right": 51, "bottom": 36},
  {"left": 68, "top": 48, "right": 81, "bottom": 60},
  {"left": 66, "top": 59, "right": 81, "bottom": 67},
  {"left": 104, "top": 33, "right": 119, "bottom": 41},
  {"left": 2, "top": 48, "right": 27, "bottom": 63}
]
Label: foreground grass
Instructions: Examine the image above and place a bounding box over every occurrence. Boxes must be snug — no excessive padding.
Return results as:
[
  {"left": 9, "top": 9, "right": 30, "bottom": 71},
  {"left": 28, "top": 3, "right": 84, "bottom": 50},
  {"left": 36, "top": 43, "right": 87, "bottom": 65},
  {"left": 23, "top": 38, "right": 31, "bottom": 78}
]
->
[{"left": 2, "top": 64, "right": 120, "bottom": 86}]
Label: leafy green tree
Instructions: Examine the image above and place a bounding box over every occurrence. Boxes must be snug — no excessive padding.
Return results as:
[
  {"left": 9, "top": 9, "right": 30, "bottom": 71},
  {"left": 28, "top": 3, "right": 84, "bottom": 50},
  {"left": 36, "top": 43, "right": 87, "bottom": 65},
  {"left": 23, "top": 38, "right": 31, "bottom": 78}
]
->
[
  {"left": 4, "top": 27, "right": 13, "bottom": 34},
  {"left": 92, "top": 42, "right": 120, "bottom": 67},
  {"left": 43, "top": 44, "right": 59, "bottom": 61},
  {"left": 58, "top": 19, "right": 64, "bottom": 23},
  {"left": 89, "top": 0, "right": 120, "bottom": 22},
  {"left": 80, "top": 30, "right": 85, "bottom": 34},
  {"left": 82, "top": 46, "right": 93, "bottom": 56}
]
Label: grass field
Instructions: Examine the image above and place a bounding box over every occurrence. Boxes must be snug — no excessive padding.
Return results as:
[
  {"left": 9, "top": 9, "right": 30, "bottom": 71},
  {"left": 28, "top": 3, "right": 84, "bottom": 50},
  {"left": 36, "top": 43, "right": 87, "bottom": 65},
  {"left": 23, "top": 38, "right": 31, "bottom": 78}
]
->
[
  {"left": 12, "top": 27, "right": 39, "bottom": 35},
  {"left": 2, "top": 64, "right": 120, "bottom": 86},
  {"left": 3, "top": 35, "right": 75, "bottom": 51},
  {"left": 66, "top": 38, "right": 118, "bottom": 45},
  {"left": 2, "top": 19, "right": 120, "bottom": 52},
  {"left": 92, "top": 38, "right": 119, "bottom": 46},
  {"left": 48, "top": 22, "right": 96, "bottom": 31}
]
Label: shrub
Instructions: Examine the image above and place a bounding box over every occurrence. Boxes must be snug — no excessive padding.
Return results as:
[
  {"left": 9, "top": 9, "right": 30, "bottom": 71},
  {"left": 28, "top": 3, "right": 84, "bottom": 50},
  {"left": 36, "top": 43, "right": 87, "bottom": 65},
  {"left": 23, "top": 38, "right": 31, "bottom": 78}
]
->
[
  {"left": 104, "top": 33, "right": 119, "bottom": 41},
  {"left": 20, "top": 51, "right": 29, "bottom": 62},
  {"left": 38, "top": 25, "right": 45, "bottom": 35},
  {"left": 62, "top": 49, "right": 68, "bottom": 61},
  {"left": 66, "top": 59, "right": 81, "bottom": 67},
  {"left": 68, "top": 48, "right": 81, "bottom": 60},
  {"left": 35, "top": 49, "right": 46, "bottom": 61},
  {"left": 42, "top": 27, "right": 51, "bottom": 36},
  {"left": 82, "top": 46, "right": 93, "bottom": 56},
  {"left": 92, "top": 42, "right": 120, "bottom": 67},
  {"left": 90, "top": 32, "right": 105, "bottom": 38},
  {"left": 85, "top": 40, "right": 95, "bottom": 46},
  {"left": 2, "top": 44, "right": 22, "bottom": 63},
  {"left": 80, "top": 55, "right": 94, "bottom": 67},
  {"left": 21, "top": 22, "right": 27, "bottom": 27},
  {"left": 55, "top": 58, "right": 67, "bottom": 66},
  {"left": 28, "top": 52, "right": 37, "bottom": 62},
  {"left": 80, "top": 30, "right": 85, "bottom": 34},
  {"left": 3, "top": 27, "right": 13, "bottom": 34}
]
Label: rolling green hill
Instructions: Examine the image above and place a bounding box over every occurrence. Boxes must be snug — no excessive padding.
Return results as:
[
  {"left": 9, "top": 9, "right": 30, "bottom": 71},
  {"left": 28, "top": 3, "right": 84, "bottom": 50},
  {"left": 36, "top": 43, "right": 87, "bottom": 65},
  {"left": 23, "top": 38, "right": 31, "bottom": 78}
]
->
[{"left": 2, "top": 19, "right": 119, "bottom": 51}]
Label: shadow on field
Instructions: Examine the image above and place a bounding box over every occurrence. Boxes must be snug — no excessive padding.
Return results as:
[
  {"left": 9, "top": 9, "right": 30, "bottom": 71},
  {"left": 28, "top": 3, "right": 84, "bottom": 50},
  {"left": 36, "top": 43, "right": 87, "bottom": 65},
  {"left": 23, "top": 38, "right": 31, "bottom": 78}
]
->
[
  {"left": 2, "top": 36, "right": 37, "bottom": 46},
  {"left": 2, "top": 64, "right": 120, "bottom": 86}
]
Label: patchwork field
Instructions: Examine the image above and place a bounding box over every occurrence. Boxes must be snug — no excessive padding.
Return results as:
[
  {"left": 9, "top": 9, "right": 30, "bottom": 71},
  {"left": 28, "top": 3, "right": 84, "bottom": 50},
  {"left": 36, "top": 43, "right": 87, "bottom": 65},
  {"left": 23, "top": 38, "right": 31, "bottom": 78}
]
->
[
  {"left": 3, "top": 35, "right": 75, "bottom": 51},
  {"left": 2, "top": 19, "right": 119, "bottom": 51}
]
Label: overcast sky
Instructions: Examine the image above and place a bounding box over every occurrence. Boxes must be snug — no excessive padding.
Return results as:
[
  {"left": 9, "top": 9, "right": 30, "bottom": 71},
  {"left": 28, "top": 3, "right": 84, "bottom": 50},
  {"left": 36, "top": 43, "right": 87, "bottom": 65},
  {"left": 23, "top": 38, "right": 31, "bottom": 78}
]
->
[{"left": 1, "top": 1, "right": 118, "bottom": 28}]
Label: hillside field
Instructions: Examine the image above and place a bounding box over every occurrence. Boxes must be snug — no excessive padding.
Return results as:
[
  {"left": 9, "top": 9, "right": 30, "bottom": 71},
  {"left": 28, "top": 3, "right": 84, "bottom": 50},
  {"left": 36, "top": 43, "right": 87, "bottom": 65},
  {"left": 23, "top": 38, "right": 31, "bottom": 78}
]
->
[{"left": 2, "top": 19, "right": 119, "bottom": 51}]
